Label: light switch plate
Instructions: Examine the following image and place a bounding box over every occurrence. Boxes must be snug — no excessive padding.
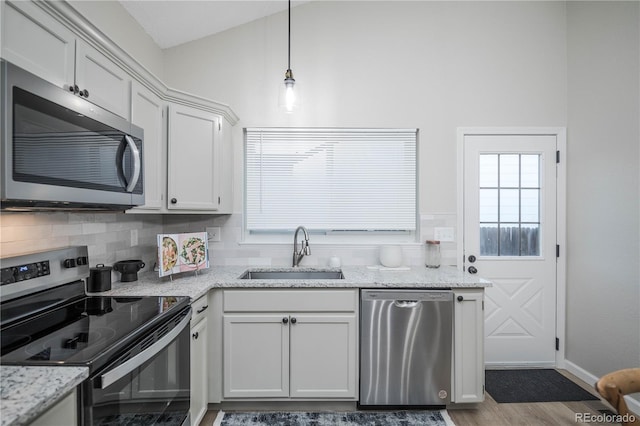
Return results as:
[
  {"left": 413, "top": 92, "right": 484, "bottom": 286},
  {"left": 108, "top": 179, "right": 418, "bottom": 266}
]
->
[
  {"left": 206, "top": 227, "right": 221, "bottom": 242},
  {"left": 434, "top": 227, "right": 455, "bottom": 242}
]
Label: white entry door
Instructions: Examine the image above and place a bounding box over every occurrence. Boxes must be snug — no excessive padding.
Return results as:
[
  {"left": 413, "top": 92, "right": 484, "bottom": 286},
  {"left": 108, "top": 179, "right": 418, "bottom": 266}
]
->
[{"left": 462, "top": 131, "right": 559, "bottom": 367}]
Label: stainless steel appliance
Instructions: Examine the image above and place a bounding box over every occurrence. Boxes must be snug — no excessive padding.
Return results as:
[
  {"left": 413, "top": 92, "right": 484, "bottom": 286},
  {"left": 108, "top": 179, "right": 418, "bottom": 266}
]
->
[
  {"left": 0, "top": 247, "right": 191, "bottom": 425},
  {"left": 0, "top": 60, "right": 144, "bottom": 210},
  {"left": 360, "top": 289, "right": 453, "bottom": 406}
]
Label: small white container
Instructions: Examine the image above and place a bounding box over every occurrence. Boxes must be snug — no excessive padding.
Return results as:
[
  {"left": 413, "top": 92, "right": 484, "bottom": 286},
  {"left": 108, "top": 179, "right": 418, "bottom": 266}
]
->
[{"left": 379, "top": 245, "right": 403, "bottom": 268}]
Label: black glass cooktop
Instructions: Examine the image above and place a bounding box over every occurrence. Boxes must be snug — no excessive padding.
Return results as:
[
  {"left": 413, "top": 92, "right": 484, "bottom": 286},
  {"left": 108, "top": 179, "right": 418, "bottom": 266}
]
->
[{"left": 1, "top": 293, "right": 189, "bottom": 372}]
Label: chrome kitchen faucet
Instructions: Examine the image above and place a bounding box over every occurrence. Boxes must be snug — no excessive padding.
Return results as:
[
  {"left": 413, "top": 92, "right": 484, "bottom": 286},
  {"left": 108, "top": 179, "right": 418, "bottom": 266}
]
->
[{"left": 292, "top": 226, "right": 311, "bottom": 267}]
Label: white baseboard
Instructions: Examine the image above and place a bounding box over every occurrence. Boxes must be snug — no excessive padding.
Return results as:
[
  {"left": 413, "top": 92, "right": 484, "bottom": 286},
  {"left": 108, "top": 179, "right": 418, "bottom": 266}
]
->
[{"left": 563, "top": 359, "right": 640, "bottom": 416}]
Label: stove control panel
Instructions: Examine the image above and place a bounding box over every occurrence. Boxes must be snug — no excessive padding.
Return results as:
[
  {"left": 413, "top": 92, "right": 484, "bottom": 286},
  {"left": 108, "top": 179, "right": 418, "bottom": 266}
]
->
[{"left": 1, "top": 261, "right": 50, "bottom": 286}]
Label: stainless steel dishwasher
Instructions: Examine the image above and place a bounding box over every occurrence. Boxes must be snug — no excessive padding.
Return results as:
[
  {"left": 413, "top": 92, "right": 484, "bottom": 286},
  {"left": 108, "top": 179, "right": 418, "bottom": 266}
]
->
[{"left": 360, "top": 289, "right": 453, "bottom": 406}]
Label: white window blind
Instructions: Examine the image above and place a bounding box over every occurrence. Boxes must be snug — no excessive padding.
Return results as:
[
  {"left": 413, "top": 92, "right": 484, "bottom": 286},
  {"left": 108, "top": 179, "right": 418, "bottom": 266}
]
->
[{"left": 245, "top": 128, "right": 417, "bottom": 233}]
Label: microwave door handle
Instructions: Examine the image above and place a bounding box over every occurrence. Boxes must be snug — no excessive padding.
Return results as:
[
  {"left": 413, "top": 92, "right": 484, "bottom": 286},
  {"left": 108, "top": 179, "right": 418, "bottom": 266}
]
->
[
  {"left": 99, "top": 309, "right": 191, "bottom": 389},
  {"left": 123, "top": 135, "right": 141, "bottom": 193}
]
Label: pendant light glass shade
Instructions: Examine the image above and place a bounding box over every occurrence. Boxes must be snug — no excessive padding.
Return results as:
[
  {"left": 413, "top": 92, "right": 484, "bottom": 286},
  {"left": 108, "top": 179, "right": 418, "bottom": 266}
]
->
[
  {"left": 278, "top": 0, "right": 301, "bottom": 113},
  {"left": 278, "top": 69, "right": 301, "bottom": 113}
]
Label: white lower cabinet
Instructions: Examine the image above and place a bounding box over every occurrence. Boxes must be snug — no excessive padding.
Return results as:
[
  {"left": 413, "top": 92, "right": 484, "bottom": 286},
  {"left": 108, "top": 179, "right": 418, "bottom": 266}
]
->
[
  {"left": 453, "top": 289, "right": 485, "bottom": 403},
  {"left": 29, "top": 389, "right": 77, "bottom": 426},
  {"left": 190, "top": 296, "right": 209, "bottom": 425},
  {"left": 223, "top": 314, "right": 290, "bottom": 398},
  {"left": 222, "top": 289, "right": 358, "bottom": 400},
  {"left": 289, "top": 314, "right": 357, "bottom": 399}
]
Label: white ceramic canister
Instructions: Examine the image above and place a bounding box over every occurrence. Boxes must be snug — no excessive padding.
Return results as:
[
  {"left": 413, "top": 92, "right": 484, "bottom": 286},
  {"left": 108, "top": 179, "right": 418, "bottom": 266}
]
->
[{"left": 379, "top": 245, "right": 403, "bottom": 268}]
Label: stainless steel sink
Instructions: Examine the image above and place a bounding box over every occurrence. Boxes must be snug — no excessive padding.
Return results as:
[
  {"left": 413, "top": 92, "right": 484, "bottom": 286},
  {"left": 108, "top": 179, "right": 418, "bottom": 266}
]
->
[{"left": 239, "top": 270, "right": 344, "bottom": 280}]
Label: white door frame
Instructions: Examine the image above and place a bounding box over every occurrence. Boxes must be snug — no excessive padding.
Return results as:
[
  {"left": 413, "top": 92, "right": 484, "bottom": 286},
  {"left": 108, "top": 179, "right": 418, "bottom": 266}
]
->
[{"left": 456, "top": 127, "right": 567, "bottom": 368}]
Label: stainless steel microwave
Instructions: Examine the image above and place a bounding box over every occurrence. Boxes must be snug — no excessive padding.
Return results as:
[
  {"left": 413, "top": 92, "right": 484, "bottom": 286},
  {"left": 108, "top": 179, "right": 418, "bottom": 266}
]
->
[{"left": 0, "top": 60, "right": 144, "bottom": 210}]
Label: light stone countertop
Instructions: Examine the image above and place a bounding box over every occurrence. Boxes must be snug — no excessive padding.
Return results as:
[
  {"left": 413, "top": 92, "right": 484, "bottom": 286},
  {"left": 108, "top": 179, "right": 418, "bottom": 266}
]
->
[
  {"left": 0, "top": 265, "right": 487, "bottom": 425},
  {"left": 96, "top": 265, "right": 491, "bottom": 301},
  {"left": 0, "top": 366, "right": 88, "bottom": 426}
]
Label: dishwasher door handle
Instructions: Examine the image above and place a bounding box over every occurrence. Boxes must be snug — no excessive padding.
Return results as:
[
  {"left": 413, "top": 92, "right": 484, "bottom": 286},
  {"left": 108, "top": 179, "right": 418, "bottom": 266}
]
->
[{"left": 394, "top": 300, "right": 419, "bottom": 308}]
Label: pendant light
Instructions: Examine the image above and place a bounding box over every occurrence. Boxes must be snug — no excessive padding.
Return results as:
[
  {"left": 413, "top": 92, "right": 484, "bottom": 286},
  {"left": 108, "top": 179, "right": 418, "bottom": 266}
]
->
[{"left": 278, "top": 0, "right": 300, "bottom": 112}]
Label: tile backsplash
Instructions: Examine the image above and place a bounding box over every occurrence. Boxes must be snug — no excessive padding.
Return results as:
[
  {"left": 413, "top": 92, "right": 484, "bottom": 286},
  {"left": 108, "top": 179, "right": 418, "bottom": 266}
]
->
[{"left": 0, "top": 212, "right": 460, "bottom": 271}]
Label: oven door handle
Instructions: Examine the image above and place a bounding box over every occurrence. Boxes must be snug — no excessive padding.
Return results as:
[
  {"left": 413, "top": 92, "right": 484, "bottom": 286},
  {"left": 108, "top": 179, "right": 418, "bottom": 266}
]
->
[{"left": 99, "top": 309, "right": 191, "bottom": 389}]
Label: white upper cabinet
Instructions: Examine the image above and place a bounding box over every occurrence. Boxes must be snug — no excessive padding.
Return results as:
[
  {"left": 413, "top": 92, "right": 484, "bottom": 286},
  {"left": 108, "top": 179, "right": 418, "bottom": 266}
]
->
[
  {"left": 75, "top": 39, "right": 131, "bottom": 119},
  {"left": 1, "top": 2, "right": 132, "bottom": 119},
  {"left": 2, "top": 1, "right": 75, "bottom": 88},
  {"left": 167, "top": 104, "right": 220, "bottom": 211},
  {"left": 2, "top": 0, "right": 238, "bottom": 215},
  {"left": 130, "top": 81, "right": 165, "bottom": 210}
]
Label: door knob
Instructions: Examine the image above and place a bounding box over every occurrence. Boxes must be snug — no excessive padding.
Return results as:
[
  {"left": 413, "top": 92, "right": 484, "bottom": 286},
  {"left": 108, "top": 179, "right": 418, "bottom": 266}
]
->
[
  {"left": 290, "top": 317, "right": 297, "bottom": 324},
  {"left": 468, "top": 255, "right": 476, "bottom": 263},
  {"left": 282, "top": 317, "right": 289, "bottom": 324},
  {"left": 170, "top": 198, "right": 177, "bottom": 204},
  {"left": 457, "top": 295, "right": 464, "bottom": 302},
  {"left": 192, "top": 332, "right": 199, "bottom": 339},
  {"left": 468, "top": 266, "right": 478, "bottom": 274}
]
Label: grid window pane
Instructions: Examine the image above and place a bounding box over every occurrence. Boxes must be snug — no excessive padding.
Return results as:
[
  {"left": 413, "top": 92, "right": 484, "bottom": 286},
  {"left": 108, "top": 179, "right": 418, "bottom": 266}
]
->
[
  {"left": 479, "top": 189, "right": 498, "bottom": 222},
  {"left": 500, "top": 189, "right": 519, "bottom": 222},
  {"left": 479, "top": 155, "right": 498, "bottom": 187},
  {"left": 500, "top": 155, "right": 519, "bottom": 187},
  {"left": 499, "top": 224, "right": 520, "bottom": 256},
  {"left": 521, "top": 155, "right": 540, "bottom": 188},
  {"left": 480, "top": 224, "right": 499, "bottom": 256},
  {"left": 520, "top": 224, "right": 540, "bottom": 256},
  {"left": 521, "top": 189, "right": 539, "bottom": 222}
]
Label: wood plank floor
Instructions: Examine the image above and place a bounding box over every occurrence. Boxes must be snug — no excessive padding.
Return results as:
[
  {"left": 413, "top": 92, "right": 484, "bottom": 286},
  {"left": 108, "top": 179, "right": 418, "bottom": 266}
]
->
[{"left": 198, "top": 370, "right": 614, "bottom": 426}]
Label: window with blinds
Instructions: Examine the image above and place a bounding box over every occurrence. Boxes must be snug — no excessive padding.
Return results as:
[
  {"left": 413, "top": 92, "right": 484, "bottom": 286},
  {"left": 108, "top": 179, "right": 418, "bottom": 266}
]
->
[{"left": 244, "top": 128, "right": 417, "bottom": 237}]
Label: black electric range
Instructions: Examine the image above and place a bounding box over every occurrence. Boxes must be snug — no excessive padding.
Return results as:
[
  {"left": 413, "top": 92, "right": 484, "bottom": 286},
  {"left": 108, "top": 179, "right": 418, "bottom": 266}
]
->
[{"left": 0, "top": 246, "right": 192, "bottom": 426}]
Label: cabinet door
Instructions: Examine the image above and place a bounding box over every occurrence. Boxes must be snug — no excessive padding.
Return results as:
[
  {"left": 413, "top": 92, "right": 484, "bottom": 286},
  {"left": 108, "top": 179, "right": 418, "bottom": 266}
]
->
[
  {"left": 453, "top": 290, "right": 485, "bottom": 403},
  {"left": 223, "top": 314, "right": 289, "bottom": 398},
  {"left": 190, "top": 317, "right": 208, "bottom": 426},
  {"left": 2, "top": 0, "right": 76, "bottom": 88},
  {"left": 167, "top": 105, "right": 220, "bottom": 211},
  {"left": 289, "top": 314, "right": 357, "bottom": 399},
  {"left": 130, "top": 81, "right": 165, "bottom": 210},
  {"left": 217, "top": 117, "right": 233, "bottom": 213},
  {"left": 75, "top": 39, "right": 131, "bottom": 119}
]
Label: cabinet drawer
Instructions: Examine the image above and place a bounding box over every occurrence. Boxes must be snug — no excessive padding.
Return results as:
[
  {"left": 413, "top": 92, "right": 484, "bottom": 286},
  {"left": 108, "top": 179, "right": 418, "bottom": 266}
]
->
[
  {"left": 223, "top": 289, "right": 358, "bottom": 313},
  {"left": 191, "top": 294, "right": 209, "bottom": 325}
]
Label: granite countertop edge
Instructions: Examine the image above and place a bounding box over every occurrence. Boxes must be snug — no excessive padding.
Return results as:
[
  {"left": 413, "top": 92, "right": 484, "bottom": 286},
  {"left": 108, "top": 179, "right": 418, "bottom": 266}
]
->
[
  {"left": 0, "top": 366, "right": 88, "bottom": 426},
  {"left": 96, "top": 265, "right": 492, "bottom": 300}
]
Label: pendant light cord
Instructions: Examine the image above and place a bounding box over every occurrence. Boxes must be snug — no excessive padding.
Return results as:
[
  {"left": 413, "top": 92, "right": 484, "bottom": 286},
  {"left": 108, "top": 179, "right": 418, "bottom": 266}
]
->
[{"left": 287, "top": 0, "right": 291, "bottom": 71}]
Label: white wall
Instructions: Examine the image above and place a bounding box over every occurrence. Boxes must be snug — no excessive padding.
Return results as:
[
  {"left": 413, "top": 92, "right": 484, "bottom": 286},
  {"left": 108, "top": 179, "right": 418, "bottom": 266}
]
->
[
  {"left": 163, "top": 0, "right": 568, "bottom": 215},
  {"left": 68, "top": 0, "right": 164, "bottom": 79},
  {"left": 566, "top": 1, "right": 640, "bottom": 375}
]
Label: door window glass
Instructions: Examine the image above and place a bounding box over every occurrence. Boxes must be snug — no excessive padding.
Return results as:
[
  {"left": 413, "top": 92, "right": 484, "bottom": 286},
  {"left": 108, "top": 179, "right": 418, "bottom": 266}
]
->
[{"left": 479, "top": 154, "right": 541, "bottom": 256}]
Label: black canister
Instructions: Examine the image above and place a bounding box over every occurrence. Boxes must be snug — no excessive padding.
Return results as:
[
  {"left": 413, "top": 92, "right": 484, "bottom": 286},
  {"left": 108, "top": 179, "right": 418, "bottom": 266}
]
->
[
  {"left": 88, "top": 264, "right": 112, "bottom": 292},
  {"left": 113, "top": 260, "right": 145, "bottom": 282}
]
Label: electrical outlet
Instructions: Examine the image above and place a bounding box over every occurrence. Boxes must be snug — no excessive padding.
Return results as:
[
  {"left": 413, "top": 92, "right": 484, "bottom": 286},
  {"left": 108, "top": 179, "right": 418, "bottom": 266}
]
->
[
  {"left": 434, "top": 227, "right": 455, "bottom": 242},
  {"left": 130, "top": 229, "right": 138, "bottom": 246},
  {"left": 206, "top": 227, "right": 221, "bottom": 242}
]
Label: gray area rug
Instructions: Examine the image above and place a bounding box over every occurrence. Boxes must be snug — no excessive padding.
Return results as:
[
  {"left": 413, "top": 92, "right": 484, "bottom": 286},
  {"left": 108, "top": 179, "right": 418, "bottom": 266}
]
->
[{"left": 219, "top": 411, "right": 449, "bottom": 425}]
